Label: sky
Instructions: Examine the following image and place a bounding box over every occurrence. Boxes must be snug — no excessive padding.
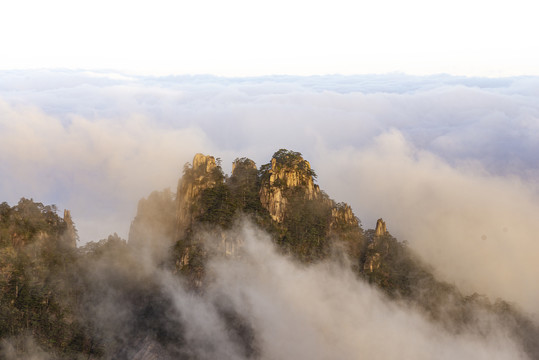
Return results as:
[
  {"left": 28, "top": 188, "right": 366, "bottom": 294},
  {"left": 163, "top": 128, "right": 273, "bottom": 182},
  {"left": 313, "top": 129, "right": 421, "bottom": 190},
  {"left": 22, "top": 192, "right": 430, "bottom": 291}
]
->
[
  {"left": 1, "top": 0, "right": 539, "bottom": 77},
  {"left": 1, "top": 0, "right": 539, "bottom": 323}
]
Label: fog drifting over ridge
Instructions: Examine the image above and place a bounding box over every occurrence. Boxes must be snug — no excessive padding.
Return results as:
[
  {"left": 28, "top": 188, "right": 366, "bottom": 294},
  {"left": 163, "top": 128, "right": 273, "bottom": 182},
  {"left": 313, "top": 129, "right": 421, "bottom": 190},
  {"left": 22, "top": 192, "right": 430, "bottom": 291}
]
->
[
  {"left": 3, "top": 221, "right": 529, "bottom": 359},
  {"left": 1, "top": 70, "right": 539, "bottom": 314},
  {"left": 164, "top": 222, "right": 528, "bottom": 360}
]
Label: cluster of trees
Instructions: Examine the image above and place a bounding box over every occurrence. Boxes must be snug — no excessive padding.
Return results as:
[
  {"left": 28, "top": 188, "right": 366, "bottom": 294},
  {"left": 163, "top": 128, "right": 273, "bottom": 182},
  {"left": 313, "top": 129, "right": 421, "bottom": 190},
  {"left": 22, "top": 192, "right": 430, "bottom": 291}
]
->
[
  {"left": 278, "top": 189, "right": 333, "bottom": 261},
  {"left": 259, "top": 149, "right": 316, "bottom": 184},
  {"left": 193, "top": 157, "right": 264, "bottom": 229},
  {"left": 0, "top": 199, "right": 97, "bottom": 358},
  {"left": 0, "top": 200, "right": 188, "bottom": 358}
]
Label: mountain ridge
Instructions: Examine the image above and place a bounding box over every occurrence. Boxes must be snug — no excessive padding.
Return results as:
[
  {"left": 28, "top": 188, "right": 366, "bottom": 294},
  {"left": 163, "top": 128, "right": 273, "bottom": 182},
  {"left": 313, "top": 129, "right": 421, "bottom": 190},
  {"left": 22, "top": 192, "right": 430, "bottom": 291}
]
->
[{"left": 1, "top": 149, "right": 538, "bottom": 359}]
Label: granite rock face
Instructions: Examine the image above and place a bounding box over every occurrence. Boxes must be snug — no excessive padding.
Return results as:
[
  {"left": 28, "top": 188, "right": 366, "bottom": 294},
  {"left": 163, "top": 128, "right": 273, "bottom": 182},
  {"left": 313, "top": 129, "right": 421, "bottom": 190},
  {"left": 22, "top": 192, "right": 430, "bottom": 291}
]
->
[
  {"left": 363, "top": 218, "right": 392, "bottom": 276},
  {"left": 374, "top": 218, "right": 388, "bottom": 237},
  {"left": 259, "top": 152, "right": 320, "bottom": 223},
  {"left": 131, "top": 150, "right": 364, "bottom": 284},
  {"left": 176, "top": 154, "right": 219, "bottom": 233}
]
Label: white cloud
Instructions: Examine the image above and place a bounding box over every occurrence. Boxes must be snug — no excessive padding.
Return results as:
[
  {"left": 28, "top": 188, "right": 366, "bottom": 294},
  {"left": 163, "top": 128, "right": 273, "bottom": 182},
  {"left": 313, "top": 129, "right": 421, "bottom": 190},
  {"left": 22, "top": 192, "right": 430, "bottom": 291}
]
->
[
  {"left": 165, "top": 222, "right": 528, "bottom": 359},
  {"left": 1, "top": 70, "right": 539, "bottom": 314},
  {"left": 0, "top": 98, "right": 212, "bottom": 242},
  {"left": 316, "top": 130, "right": 539, "bottom": 314}
]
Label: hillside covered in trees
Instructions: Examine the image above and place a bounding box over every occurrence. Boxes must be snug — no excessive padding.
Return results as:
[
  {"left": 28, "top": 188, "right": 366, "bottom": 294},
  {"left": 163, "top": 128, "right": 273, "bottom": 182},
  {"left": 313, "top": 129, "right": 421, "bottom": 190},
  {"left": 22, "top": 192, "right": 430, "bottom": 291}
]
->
[{"left": 1, "top": 150, "right": 538, "bottom": 359}]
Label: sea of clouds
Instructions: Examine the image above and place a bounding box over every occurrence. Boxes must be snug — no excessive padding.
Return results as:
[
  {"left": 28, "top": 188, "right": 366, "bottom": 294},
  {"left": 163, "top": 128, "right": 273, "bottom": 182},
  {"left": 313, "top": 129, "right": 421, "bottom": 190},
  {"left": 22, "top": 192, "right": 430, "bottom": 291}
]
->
[{"left": 1, "top": 69, "right": 538, "bottom": 316}]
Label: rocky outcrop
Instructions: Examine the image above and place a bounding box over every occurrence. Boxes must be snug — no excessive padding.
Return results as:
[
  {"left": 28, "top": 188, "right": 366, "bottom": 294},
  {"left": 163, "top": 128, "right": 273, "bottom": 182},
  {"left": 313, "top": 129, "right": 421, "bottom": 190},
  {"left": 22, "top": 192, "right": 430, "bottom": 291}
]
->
[
  {"left": 173, "top": 154, "right": 228, "bottom": 281},
  {"left": 374, "top": 218, "right": 388, "bottom": 237},
  {"left": 363, "top": 219, "right": 390, "bottom": 274},
  {"left": 363, "top": 252, "right": 381, "bottom": 273},
  {"left": 259, "top": 150, "right": 320, "bottom": 223},
  {"left": 259, "top": 184, "right": 287, "bottom": 223},
  {"left": 232, "top": 158, "right": 256, "bottom": 175},
  {"left": 329, "top": 203, "right": 357, "bottom": 230},
  {"left": 176, "top": 154, "right": 219, "bottom": 233}
]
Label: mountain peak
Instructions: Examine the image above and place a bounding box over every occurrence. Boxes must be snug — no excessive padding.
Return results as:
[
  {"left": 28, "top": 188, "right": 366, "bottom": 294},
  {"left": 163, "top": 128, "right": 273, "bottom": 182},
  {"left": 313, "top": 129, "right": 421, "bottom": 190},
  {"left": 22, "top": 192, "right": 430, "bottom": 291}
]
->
[
  {"left": 192, "top": 153, "right": 217, "bottom": 173},
  {"left": 259, "top": 149, "right": 320, "bottom": 223},
  {"left": 231, "top": 157, "right": 256, "bottom": 175},
  {"left": 375, "top": 218, "right": 388, "bottom": 237},
  {"left": 176, "top": 153, "right": 223, "bottom": 232}
]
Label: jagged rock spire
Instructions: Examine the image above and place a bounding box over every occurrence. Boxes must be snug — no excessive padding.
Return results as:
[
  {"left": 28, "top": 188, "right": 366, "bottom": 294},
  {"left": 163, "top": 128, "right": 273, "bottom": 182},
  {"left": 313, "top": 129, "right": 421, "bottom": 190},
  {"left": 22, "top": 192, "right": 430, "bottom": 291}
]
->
[
  {"left": 192, "top": 153, "right": 217, "bottom": 173},
  {"left": 176, "top": 154, "right": 219, "bottom": 234},
  {"left": 259, "top": 150, "right": 320, "bottom": 223},
  {"left": 375, "top": 218, "right": 388, "bottom": 237}
]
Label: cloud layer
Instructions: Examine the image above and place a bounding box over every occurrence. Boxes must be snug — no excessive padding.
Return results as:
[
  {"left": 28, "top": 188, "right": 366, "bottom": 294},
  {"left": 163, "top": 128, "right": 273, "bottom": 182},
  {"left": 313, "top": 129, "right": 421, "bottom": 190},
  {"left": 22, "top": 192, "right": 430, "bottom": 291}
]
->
[
  {"left": 316, "top": 132, "right": 539, "bottom": 314},
  {"left": 1, "top": 70, "right": 538, "bottom": 314},
  {"left": 153, "top": 223, "right": 527, "bottom": 359},
  {"left": 195, "top": 223, "right": 528, "bottom": 359},
  {"left": 5, "top": 221, "right": 528, "bottom": 359}
]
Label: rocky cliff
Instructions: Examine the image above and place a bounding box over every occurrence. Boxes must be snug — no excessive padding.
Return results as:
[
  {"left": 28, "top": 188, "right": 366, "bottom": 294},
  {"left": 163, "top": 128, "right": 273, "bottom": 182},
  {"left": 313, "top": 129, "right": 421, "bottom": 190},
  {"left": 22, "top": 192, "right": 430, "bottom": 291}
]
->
[
  {"left": 362, "top": 218, "right": 391, "bottom": 273},
  {"left": 5, "top": 151, "right": 539, "bottom": 360},
  {"left": 374, "top": 218, "right": 388, "bottom": 237},
  {"left": 166, "top": 150, "right": 364, "bottom": 282},
  {"left": 128, "top": 150, "right": 437, "bottom": 293},
  {"left": 176, "top": 153, "right": 220, "bottom": 233},
  {"left": 259, "top": 150, "right": 320, "bottom": 223}
]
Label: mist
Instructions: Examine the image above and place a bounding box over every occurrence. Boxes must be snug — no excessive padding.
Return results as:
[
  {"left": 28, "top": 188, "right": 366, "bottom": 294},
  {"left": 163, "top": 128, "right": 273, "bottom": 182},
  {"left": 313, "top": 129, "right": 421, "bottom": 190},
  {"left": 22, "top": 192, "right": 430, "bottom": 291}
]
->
[
  {"left": 7, "top": 220, "right": 526, "bottom": 359},
  {"left": 1, "top": 69, "right": 538, "bottom": 318},
  {"left": 315, "top": 130, "right": 539, "bottom": 314},
  {"left": 189, "top": 222, "right": 528, "bottom": 359}
]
